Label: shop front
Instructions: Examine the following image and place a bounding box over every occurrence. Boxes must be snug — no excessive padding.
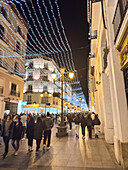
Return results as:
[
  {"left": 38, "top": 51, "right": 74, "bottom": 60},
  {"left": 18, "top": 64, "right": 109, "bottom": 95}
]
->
[{"left": 4, "top": 98, "right": 19, "bottom": 114}]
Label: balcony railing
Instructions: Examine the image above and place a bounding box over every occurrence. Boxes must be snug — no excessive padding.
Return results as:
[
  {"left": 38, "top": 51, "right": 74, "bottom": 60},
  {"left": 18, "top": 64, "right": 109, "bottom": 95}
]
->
[
  {"left": 112, "top": 0, "right": 128, "bottom": 43},
  {"left": 27, "top": 101, "right": 32, "bottom": 104},
  {"left": 10, "top": 91, "right": 20, "bottom": 97},
  {"left": 0, "top": 86, "right": 4, "bottom": 95}
]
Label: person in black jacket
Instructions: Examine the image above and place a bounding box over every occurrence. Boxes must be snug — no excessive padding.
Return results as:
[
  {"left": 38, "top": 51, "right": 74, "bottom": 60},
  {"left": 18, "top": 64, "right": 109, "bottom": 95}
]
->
[
  {"left": 86, "top": 113, "right": 93, "bottom": 139},
  {"left": 42, "top": 112, "right": 53, "bottom": 150},
  {"left": 12, "top": 116, "right": 23, "bottom": 156},
  {"left": 68, "top": 114, "right": 73, "bottom": 131},
  {"left": 93, "top": 114, "right": 101, "bottom": 138},
  {"left": 81, "top": 115, "right": 87, "bottom": 139},
  {"left": 74, "top": 114, "right": 80, "bottom": 138},
  {"left": 34, "top": 117, "right": 43, "bottom": 153},
  {"left": 26, "top": 114, "right": 34, "bottom": 152},
  {"left": 1, "top": 115, "right": 13, "bottom": 158}
]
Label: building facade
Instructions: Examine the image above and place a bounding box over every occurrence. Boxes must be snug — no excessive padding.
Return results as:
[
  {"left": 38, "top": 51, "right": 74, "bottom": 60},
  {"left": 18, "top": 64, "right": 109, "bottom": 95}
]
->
[
  {"left": 22, "top": 56, "right": 80, "bottom": 114},
  {"left": 0, "top": 1, "right": 28, "bottom": 118},
  {"left": 88, "top": 0, "right": 128, "bottom": 169}
]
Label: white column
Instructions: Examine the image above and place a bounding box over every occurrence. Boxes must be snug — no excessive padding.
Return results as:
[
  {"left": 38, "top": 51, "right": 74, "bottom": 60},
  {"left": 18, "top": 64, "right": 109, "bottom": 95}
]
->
[{"left": 0, "top": 98, "right": 5, "bottom": 119}]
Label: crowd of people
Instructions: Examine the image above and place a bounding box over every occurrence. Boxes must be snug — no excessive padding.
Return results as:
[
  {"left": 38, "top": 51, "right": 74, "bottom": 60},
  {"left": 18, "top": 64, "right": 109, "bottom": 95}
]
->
[{"left": 0, "top": 111, "right": 100, "bottom": 159}]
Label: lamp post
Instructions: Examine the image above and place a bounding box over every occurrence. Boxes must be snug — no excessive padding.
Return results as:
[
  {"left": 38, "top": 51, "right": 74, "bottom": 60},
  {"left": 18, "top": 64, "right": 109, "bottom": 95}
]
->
[{"left": 52, "top": 68, "right": 74, "bottom": 136}]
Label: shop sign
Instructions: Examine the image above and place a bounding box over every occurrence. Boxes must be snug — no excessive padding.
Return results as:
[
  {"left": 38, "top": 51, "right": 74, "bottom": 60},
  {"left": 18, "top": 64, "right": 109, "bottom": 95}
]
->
[
  {"left": 21, "top": 101, "right": 27, "bottom": 106},
  {"left": 4, "top": 98, "right": 10, "bottom": 102},
  {"left": 10, "top": 100, "right": 19, "bottom": 104}
]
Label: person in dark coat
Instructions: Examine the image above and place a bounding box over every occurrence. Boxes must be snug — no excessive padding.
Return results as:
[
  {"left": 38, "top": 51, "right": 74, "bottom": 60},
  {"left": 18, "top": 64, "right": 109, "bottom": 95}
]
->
[
  {"left": 26, "top": 115, "right": 34, "bottom": 152},
  {"left": 68, "top": 114, "right": 73, "bottom": 131},
  {"left": 42, "top": 112, "right": 53, "bottom": 150},
  {"left": 93, "top": 114, "right": 101, "bottom": 138},
  {"left": 81, "top": 115, "right": 87, "bottom": 139},
  {"left": 34, "top": 117, "right": 43, "bottom": 152},
  {"left": 1, "top": 115, "right": 13, "bottom": 158},
  {"left": 86, "top": 113, "right": 93, "bottom": 139},
  {"left": 74, "top": 114, "right": 80, "bottom": 138},
  {"left": 12, "top": 116, "right": 23, "bottom": 156}
]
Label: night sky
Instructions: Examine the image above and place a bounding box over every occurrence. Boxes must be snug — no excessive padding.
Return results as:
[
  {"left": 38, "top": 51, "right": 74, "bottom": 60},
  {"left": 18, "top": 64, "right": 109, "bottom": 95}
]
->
[
  {"left": 58, "top": 0, "right": 89, "bottom": 104},
  {"left": 13, "top": 0, "right": 90, "bottom": 104}
]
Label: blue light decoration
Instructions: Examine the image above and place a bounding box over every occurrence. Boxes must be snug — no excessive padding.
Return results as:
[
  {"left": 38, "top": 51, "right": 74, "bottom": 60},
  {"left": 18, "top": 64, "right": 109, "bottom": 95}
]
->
[{"left": 0, "top": 0, "right": 88, "bottom": 110}]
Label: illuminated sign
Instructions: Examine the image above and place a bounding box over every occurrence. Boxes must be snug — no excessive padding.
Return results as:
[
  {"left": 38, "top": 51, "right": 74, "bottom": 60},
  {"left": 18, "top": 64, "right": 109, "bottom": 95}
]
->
[{"left": 21, "top": 101, "right": 27, "bottom": 106}]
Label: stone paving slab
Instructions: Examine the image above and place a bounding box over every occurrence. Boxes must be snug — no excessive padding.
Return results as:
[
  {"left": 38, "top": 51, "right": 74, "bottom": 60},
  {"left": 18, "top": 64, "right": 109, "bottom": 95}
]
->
[{"left": 0, "top": 124, "right": 122, "bottom": 170}]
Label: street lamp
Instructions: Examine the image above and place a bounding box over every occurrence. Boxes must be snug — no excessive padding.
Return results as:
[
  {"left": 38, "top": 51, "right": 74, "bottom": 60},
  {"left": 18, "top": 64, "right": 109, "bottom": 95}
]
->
[{"left": 52, "top": 68, "right": 74, "bottom": 136}]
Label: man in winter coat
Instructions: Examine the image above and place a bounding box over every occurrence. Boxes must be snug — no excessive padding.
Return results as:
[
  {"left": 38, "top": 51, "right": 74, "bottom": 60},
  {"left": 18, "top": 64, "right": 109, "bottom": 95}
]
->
[
  {"left": 93, "top": 114, "right": 101, "bottom": 138},
  {"left": 81, "top": 115, "right": 87, "bottom": 139},
  {"left": 68, "top": 114, "right": 73, "bottom": 131},
  {"left": 26, "top": 115, "right": 34, "bottom": 152},
  {"left": 42, "top": 112, "right": 53, "bottom": 150},
  {"left": 34, "top": 117, "right": 43, "bottom": 152},
  {"left": 86, "top": 113, "right": 93, "bottom": 139}
]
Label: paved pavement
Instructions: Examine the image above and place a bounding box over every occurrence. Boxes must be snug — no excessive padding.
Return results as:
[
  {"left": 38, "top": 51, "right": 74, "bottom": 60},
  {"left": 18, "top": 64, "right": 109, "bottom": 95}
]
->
[{"left": 0, "top": 124, "right": 122, "bottom": 170}]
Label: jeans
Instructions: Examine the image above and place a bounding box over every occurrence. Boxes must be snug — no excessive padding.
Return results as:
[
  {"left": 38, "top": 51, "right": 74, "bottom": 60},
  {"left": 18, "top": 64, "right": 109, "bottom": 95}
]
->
[
  {"left": 81, "top": 126, "right": 85, "bottom": 136},
  {"left": 87, "top": 126, "right": 92, "bottom": 139},
  {"left": 28, "top": 138, "right": 33, "bottom": 147},
  {"left": 21, "top": 126, "right": 25, "bottom": 138},
  {"left": 12, "top": 139, "right": 20, "bottom": 151},
  {"left": 75, "top": 124, "right": 79, "bottom": 136},
  {"left": 69, "top": 122, "right": 72, "bottom": 130},
  {"left": 36, "top": 139, "right": 41, "bottom": 151},
  {"left": 43, "top": 130, "right": 51, "bottom": 147},
  {"left": 3, "top": 136, "right": 10, "bottom": 154}
]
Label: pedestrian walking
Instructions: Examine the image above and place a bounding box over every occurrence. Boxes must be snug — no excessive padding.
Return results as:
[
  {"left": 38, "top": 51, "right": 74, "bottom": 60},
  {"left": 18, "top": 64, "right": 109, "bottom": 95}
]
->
[
  {"left": 12, "top": 116, "right": 23, "bottom": 156},
  {"left": 81, "top": 114, "right": 87, "bottom": 139},
  {"left": 93, "top": 114, "right": 101, "bottom": 138},
  {"left": 68, "top": 114, "right": 73, "bottom": 131},
  {"left": 1, "top": 115, "right": 13, "bottom": 158},
  {"left": 74, "top": 114, "right": 80, "bottom": 138},
  {"left": 42, "top": 112, "right": 53, "bottom": 150},
  {"left": 86, "top": 113, "right": 93, "bottom": 139},
  {"left": 34, "top": 117, "right": 43, "bottom": 153},
  {"left": 20, "top": 113, "right": 27, "bottom": 139},
  {"left": 26, "top": 115, "right": 34, "bottom": 152}
]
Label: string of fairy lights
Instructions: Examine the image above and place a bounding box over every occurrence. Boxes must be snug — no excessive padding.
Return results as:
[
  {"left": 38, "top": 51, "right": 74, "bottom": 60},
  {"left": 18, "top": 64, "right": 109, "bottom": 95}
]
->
[{"left": 0, "top": 0, "right": 88, "bottom": 110}]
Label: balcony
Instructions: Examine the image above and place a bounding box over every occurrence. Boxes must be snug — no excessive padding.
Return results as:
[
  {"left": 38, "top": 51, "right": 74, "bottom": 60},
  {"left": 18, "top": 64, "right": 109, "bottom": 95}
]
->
[
  {"left": 27, "top": 101, "right": 32, "bottom": 104},
  {"left": 112, "top": 0, "right": 128, "bottom": 43},
  {"left": 0, "top": 86, "right": 4, "bottom": 95},
  {"left": 10, "top": 91, "right": 20, "bottom": 97},
  {"left": 0, "top": 34, "right": 9, "bottom": 45}
]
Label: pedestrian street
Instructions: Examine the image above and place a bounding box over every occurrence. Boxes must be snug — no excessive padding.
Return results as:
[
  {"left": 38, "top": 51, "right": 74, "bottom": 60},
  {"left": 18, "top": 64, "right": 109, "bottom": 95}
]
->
[{"left": 0, "top": 124, "right": 122, "bottom": 170}]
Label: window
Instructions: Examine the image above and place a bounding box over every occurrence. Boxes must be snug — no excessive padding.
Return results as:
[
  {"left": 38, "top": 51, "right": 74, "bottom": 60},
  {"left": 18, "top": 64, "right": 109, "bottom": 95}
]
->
[
  {"left": 29, "top": 62, "right": 33, "bottom": 69},
  {"left": 1, "top": 6, "right": 7, "bottom": 20},
  {"left": 53, "top": 98, "right": 55, "bottom": 105},
  {"left": 17, "top": 26, "right": 22, "bottom": 36},
  {"left": 0, "top": 24, "right": 5, "bottom": 41},
  {"left": 28, "top": 85, "right": 32, "bottom": 92},
  {"left": 27, "top": 95, "right": 32, "bottom": 104},
  {"left": 43, "top": 85, "right": 47, "bottom": 91},
  {"left": 11, "top": 83, "right": 16, "bottom": 96},
  {"left": 44, "top": 62, "right": 48, "bottom": 69},
  {"left": 43, "top": 75, "right": 48, "bottom": 81},
  {"left": 14, "top": 61, "right": 19, "bottom": 73},
  {"left": 16, "top": 41, "right": 20, "bottom": 54},
  {"left": 41, "top": 97, "right": 48, "bottom": 104},
  {"left": 0, "top": 50, "right": 3, "bottom": 66},
  {"left": 28, "top": 73, "right": 33, "bottom": 81}
]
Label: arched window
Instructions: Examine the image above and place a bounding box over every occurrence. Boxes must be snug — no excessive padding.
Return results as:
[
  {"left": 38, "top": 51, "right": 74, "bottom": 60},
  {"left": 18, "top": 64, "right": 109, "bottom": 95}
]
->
[
  {"left": 1, "top": 6, "right": 7, "bottom": 20},
  {"left": 14, "top": 61, "right": 19, "bottom": 73}
]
